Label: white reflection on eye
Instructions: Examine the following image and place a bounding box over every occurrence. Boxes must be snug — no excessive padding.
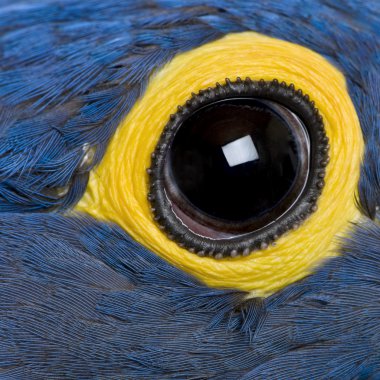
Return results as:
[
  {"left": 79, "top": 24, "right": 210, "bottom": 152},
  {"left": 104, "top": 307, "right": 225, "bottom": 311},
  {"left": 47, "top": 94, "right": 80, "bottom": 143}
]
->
[{"left": 221, "top": 135, "right": 259, "bottom": 167}]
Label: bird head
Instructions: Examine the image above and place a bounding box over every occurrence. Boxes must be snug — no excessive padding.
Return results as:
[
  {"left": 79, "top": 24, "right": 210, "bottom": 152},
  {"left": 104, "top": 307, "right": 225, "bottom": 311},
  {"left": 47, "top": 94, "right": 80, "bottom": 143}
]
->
[{"left": 1, "top": 1, "right": 379, "bottom": 378}]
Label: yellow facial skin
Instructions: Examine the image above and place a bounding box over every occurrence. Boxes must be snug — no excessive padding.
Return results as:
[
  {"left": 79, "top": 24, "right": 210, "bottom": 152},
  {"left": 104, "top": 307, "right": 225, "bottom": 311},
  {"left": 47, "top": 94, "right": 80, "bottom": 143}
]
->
[{"left": 76, "top": 32, "right": 363, "bottom": 297}]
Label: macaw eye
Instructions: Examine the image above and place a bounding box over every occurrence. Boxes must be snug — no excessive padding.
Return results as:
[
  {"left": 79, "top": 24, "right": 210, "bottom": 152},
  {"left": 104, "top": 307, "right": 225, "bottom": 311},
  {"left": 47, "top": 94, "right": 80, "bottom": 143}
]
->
[
  {"left": 77, "top": 32, "right": 363, "bottom": 296},
  {"left": 149, "top": 79, "right": 328, "bottom": 257}
]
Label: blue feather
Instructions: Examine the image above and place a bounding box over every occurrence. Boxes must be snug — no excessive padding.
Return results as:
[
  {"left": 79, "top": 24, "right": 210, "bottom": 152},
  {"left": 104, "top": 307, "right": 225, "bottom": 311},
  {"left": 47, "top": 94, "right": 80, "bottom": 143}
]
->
[
  {"left": 0, "top": 0, "right": 378, "bottom": 215},
  {"left": 0, "top": 214, "right": 379, "bottom": 378}
]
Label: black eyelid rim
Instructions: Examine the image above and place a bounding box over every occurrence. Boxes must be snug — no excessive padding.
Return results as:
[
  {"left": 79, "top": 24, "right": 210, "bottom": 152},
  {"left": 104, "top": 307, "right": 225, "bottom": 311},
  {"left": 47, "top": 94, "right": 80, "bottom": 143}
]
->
[{"left": 148, "top": 78, "right": 329, "bottom": 259}]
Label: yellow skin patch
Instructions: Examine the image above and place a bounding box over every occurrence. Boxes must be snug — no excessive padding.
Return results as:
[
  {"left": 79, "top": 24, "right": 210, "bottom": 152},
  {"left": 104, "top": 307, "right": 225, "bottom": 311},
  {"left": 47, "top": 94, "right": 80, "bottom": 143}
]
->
[{"left": 77, "top": 32, "right": 364, "bottom": 297}]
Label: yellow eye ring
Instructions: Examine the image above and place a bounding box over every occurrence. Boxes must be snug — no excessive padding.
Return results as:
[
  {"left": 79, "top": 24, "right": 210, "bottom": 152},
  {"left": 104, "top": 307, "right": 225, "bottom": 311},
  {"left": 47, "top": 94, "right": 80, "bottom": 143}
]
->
[{"left": 77, "top": 32, "right": 363, "bottom": 297}]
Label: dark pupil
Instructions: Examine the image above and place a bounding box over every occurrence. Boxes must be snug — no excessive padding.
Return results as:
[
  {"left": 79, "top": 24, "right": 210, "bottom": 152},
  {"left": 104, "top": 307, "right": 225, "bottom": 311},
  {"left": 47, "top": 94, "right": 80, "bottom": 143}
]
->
[{"left": 166, "top": 98, "right": 309, "bottom": 235}]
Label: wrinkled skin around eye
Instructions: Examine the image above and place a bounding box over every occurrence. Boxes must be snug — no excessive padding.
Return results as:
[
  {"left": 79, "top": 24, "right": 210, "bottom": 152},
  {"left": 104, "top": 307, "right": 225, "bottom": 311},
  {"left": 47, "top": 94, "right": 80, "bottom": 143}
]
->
[{"left": 0, "top": 1, "right": 379, "bottom": 379}]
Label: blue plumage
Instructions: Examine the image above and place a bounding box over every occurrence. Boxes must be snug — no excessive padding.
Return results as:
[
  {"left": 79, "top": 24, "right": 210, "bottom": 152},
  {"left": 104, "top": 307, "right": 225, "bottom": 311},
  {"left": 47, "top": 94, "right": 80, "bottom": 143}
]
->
[
  {"left": 0, "top": 214, "right": 380, "bottom": 378},
  {"left": 1, "top": 0, "right": 379, "bottom": 215},
  {"left": 0, "top": 1, "right": 380, "bottom": 378}
]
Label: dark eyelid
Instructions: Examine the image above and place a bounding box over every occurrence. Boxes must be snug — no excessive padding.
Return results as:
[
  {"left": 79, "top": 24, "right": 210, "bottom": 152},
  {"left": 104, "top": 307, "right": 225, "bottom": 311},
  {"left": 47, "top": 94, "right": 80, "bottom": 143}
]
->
[{"left": 148, "top": 78, "right": 328, "bottom": 258}]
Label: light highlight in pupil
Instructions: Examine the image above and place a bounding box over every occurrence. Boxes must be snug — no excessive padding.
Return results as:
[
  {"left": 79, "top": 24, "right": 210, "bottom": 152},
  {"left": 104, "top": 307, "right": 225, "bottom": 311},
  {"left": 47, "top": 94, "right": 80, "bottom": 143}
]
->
[{"left": 222, "top": 135, "right": 259, "bottom": 167}]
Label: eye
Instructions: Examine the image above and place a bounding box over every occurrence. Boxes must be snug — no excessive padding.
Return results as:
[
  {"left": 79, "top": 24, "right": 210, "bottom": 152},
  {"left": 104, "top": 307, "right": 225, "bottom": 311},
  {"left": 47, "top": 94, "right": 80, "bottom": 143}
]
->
[
  {"left": 149, "top": 79, "right": 327, "bottom": 258},
  {"left": 77, "top": 32, "right": 363, "bottom": 296}
]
